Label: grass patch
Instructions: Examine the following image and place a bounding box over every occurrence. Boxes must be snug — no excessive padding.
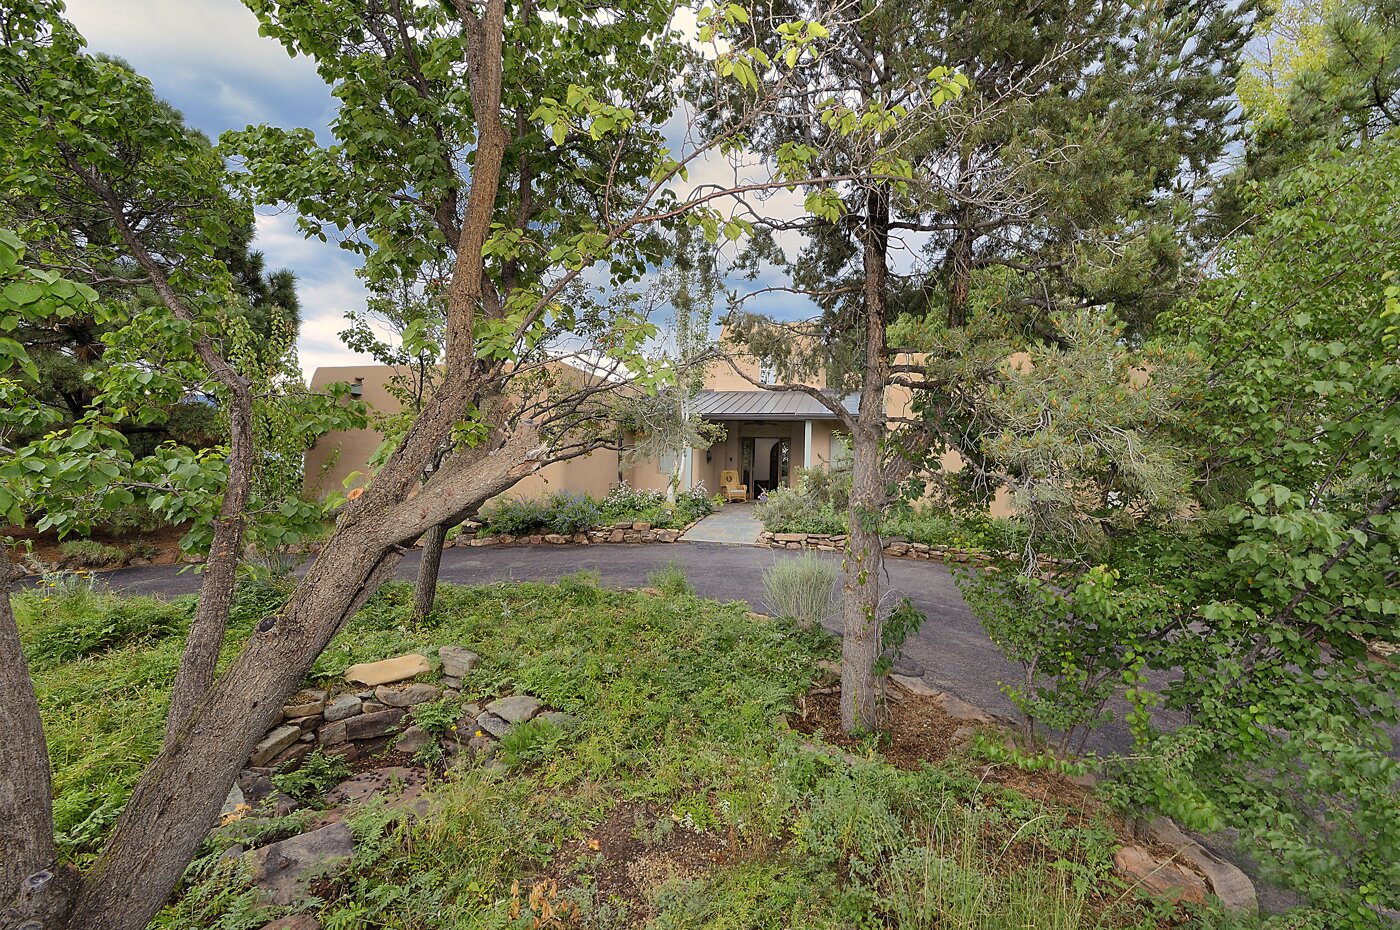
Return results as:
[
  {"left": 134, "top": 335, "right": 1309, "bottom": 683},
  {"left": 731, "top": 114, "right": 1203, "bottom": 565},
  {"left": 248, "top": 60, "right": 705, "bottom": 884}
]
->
[
  {"left": 57, "top": 539, "right": 127, "bottom": 567},
  {"left": 23, "top": 574, "right": 1235, "bottom": 928}
]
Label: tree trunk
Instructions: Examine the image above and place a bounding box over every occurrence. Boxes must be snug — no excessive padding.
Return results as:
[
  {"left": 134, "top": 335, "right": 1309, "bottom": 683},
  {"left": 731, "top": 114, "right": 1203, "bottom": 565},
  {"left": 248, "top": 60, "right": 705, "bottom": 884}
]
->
[
  {"left": 0, "top": 560, "right": 56, "bottom": 905},
  {"left": 164, "top": 394, "right": 253, "bottom": 748},
  {"left": 840, "top": 184, "right": 891, "bottom": 735},
  {"left": 412, "top": 521, "right": 449, "bottom": 621},
  {"left": 49, "top": 4, "right": 518, "bottom": 926}
]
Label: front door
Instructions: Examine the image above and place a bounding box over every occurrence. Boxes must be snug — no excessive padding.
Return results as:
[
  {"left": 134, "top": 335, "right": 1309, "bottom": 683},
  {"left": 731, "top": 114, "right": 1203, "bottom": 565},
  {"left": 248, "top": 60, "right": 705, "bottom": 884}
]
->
[
  {"left": 768, "top": 439, "right": 790, "bottom": 489},
  {"left": 742, "top": 436, "right": 790, "bottom": 495}
]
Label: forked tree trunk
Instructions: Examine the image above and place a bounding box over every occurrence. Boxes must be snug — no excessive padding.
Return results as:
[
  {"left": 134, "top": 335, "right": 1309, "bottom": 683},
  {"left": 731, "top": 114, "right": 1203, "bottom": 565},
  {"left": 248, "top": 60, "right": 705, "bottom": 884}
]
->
[
  {"left": 59, "top": 405, "right": 540, "bottom": 930},
  {"left": 6, "top": 5, "right": 520, "bottom": 926},
  {"left": 0, "top": 561, "right": 56, "bottom": 904},
  {"left": 164, "top": 395, "right": 253, "bottom": 748},
  {"left": 412, "top": 521, "right": 450, "bottom": 621},
  {"left": 839, "top": 184, "right": 891, "bottom": 734}
]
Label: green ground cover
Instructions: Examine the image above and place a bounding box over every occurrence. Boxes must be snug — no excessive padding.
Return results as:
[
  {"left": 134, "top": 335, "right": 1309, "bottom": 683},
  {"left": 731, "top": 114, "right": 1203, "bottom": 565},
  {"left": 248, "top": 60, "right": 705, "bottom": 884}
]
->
[{"left": 16, "top": 574, "right": 1264, "bottom": 929}]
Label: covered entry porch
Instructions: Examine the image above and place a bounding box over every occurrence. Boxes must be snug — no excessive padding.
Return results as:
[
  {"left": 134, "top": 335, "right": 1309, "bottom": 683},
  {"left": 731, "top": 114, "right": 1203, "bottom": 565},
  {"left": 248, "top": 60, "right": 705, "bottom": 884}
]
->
[{"left": 684, "top": 390, "right": 852, "bottom": 498}]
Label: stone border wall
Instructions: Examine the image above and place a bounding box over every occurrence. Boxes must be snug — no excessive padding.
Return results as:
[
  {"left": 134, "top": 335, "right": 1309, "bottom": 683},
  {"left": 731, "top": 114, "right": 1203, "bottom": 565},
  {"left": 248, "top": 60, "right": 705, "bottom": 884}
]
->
[
  {"left": 245, "top": 648, "right": 569, "bottom": 779},
  {"left": 755, "top": 530, "right": 1076, "bottom": 572},
  {"left": 450, "top": 518, "right": 701, "bottom": 549},
  {"left": 756, "top": 530, "right": 995, "bottom": 563}
]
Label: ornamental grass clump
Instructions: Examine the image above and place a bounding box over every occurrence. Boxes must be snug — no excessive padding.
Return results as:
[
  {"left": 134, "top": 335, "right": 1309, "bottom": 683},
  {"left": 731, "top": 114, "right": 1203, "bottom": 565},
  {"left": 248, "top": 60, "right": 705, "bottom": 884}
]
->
[{"left": 763, "top": 552, "right": 838, "bottom": 629}]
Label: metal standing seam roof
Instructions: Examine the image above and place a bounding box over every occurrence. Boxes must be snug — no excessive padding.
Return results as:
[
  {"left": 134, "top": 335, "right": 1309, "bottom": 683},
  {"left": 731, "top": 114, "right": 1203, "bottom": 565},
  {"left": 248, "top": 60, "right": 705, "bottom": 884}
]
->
[{"left": 694, "top": 390, "right": 857, "bottom": 420}]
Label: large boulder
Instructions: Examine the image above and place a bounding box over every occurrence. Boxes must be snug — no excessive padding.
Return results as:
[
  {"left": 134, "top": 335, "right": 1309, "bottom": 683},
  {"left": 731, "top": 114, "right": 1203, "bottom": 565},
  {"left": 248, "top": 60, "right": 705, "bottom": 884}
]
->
[
  {"left": 1146, "top": 817, "right": 1258, "bottom": 912},
  {"left": 245, "top": 823, "right": 354, "bottom": 906},
  {"left": 1112, "top": 845, "right": 1209, "bottom": 905}
]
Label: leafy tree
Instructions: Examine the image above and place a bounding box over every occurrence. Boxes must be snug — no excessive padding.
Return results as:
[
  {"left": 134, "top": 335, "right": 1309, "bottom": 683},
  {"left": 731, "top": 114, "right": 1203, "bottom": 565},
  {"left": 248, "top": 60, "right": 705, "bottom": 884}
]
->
[
  {"left": 1236, "top": 0, "right": 1338, "bottom": 123},
  {"left": 719, "top": 0, "right": 1255, "bottom": 732},
  {"left": 0, "top": 63, "right": 302, "bottom": 461},
  {"left": 961, "top": 130, "right": 1399, "bottom": 927},
  {"left": 0, "top": 1, "right": 839, "bottom": 927},
  {"left": 1214, "top": 0, "right": 1399, "bottom": 229}
]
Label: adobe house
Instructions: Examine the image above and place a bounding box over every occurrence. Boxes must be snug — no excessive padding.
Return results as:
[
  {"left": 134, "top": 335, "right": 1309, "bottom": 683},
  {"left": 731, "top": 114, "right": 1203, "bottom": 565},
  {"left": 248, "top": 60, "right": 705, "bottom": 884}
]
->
[{"left": 303, "top": 338, "right": 1012, "bottom": 513}]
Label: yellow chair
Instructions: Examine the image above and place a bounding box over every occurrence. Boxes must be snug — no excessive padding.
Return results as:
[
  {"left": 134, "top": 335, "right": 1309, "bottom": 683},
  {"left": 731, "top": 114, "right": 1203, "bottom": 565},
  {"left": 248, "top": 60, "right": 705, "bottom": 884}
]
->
[{"left": 719, "top": 469, "right": 748, "bottom": 502}]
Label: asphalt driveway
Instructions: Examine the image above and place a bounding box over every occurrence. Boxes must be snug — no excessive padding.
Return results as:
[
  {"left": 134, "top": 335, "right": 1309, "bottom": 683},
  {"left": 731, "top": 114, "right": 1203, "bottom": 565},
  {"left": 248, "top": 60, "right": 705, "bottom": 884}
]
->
[{"left": 105, "top": 540, "right": 1163, "bottom": 750}]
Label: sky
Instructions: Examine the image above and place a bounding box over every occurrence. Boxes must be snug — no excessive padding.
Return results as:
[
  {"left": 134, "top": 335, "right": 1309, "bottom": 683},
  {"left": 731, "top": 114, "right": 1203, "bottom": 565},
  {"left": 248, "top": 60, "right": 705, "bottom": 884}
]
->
[
  {"left": 61, "top": 0, "right": 827, "bottom": 377},
  {"left": 64, "top": 0, "right": 380, "bottom": 376}
]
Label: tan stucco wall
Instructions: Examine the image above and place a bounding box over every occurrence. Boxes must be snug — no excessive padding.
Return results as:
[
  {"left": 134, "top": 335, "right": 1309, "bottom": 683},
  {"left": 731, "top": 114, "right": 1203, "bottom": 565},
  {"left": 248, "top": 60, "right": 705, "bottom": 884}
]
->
[
  {"left": 303, "top": 343, "right": 1014, "bottom": 518},
  {"left": 305, "top": 365, "right": 403, "bottom": 496}
]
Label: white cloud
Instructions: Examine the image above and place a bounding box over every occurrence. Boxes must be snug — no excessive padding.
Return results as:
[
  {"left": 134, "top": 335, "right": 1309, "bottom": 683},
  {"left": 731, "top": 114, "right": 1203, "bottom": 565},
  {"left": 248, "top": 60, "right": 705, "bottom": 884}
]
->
[
  {"left": 64, "top": 0, "right": 315, "bottom": 79},
  {"left": 252, "top": 213, "right": 374, "bottom": 377},
  {"left": 63, "top": 0, "right": 333, "bottom": 139}
]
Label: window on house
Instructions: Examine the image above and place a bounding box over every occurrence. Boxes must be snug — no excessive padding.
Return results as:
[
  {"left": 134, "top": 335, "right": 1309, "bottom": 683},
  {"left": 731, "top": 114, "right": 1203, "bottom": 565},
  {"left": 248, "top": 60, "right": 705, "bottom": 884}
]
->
[
  {"left": 759, "top": 357, "right": 776, "bottom": 384},
  {"left": 829, "top": 432, "right": 852, "bottom": 466}
]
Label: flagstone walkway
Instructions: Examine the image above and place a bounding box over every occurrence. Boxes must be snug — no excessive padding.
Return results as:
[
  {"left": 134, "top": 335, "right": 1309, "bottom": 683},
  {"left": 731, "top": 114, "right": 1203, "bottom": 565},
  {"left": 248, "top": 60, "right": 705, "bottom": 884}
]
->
[{"left": 681, "top": 501, "right": 764, "bottom": 544}]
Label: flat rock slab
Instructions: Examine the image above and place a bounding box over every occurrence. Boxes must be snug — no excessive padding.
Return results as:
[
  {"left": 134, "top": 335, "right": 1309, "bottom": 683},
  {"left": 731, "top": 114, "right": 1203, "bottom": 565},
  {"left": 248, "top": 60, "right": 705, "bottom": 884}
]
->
[
  {"left": 937, "top": 693, "right": 995, "bottom": 724},
  {"left": 251, "top": 725, "right": 302, "bottom": 767},
  {"left": 375, "top": 682, "right": 441, "bottom": 707},
  {"left": 487, "top": 694, "right": 543, "bottom": 724},
  {"left": 282, "top": 688, "right": 327, "bottom": 719},
  {"left": 344, "top": 653, "right": 431, "bottom": 686},
  {"left": 475, "top": 712, "right": 511, "bottom": 738},
  {"left": 344, "top": 708, "right": 406, "bottom": 741},
  {"left": 323, "top": 695, "right": 363, "bottom": 722},
  {"left": 395, "top": 724, "right": 432, "bottom": 754},
  {"left": 888, "top": 673, "right": 940, "bottom": 698},
  {"left": 324, "top": 765, "right": 428, "bottom": 817},
  {"left": 438, "top": 645, "right": 481, "bottom": 678},
  {"left": 246, "top": 822, "right": 353, "bottom": 906}
]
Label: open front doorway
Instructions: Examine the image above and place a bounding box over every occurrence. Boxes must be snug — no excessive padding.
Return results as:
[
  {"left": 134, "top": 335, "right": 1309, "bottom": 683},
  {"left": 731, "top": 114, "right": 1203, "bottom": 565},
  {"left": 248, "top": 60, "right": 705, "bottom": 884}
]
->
[{"left": 741, "top": 436, "right": 790, "bottom": 496}]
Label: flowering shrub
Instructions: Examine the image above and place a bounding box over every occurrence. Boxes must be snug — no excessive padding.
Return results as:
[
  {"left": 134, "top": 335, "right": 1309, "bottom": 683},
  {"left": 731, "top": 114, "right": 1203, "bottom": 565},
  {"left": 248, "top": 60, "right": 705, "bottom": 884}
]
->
[
  {"left": 599, "top": 482, "right": 667, "bottom": 522},
  {"left": 542, "top": 491, "right": 601, "bottom": 535},
  {"left": 478, "top": 496, "right": 547, "bottom": 536}
]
